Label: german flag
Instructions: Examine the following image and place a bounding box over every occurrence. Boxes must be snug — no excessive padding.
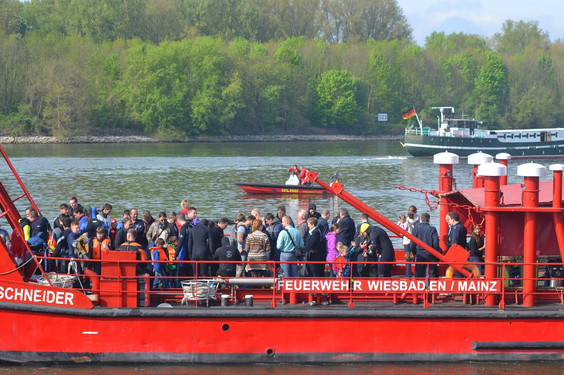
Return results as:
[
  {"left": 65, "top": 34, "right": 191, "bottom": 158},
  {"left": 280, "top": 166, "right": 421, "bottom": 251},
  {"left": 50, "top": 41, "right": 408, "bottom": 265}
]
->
[{"left": 401, "top": 108, "right": 416, "bottom": 120}]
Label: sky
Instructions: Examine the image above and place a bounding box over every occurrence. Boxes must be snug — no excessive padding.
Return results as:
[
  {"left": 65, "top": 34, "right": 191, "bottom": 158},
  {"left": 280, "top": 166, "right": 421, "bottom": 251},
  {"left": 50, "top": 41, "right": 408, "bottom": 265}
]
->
[{"left": 396, "top": 0, "right": 564, "bottom": 46}]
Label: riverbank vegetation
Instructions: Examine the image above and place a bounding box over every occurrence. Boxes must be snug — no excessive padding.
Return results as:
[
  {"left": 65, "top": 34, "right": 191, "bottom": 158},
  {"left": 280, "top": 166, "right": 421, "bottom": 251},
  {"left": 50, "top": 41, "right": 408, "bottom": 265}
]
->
[{"left": 0, "top": 0, "right": 563, "bottom": 139}]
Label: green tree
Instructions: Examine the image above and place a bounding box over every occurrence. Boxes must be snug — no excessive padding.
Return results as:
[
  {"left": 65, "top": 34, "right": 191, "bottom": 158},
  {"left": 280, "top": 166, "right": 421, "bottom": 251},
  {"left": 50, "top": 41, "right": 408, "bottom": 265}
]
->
[
  {"left": 265, "top": 0, "right": 321, "bottom": 40},
  {"left": 315, "top": 69, "right": 361, "bottom": 127},
  {"left": 184, "top": 0, "right": 259, "bottom": 41},
  {"left": 0, "top": 0, "right": 27, "bottom": 35},
  {"left": 144, "top": 0, "right": 186, "bottom": 44},
  {"left": 21, "top": 35, "right": 97, "bottom": 136},
  {"left": 395, "top": 43, "right": 429, "bottom": 121},
  {"left": 366, "top": 49, "right": 398, "bottom": 116},
  {"left": 493, "top": 20, "right": 550, "bottom": 56},
  {"left": 473, "top": 51, "right": 509, "bottom": 126},
  {"left": 320, "top": 0, "right": 412, "bottom": 43},
  {"left": 424, "top": 32, "right": 487, "bottom": 111},
  {"left": 234, "top": 42, "right": 287, "bottom": 134},
  {"left": 120, "top": 37, "right": 237, "bottom": 137},
  {"left": 0, "top": 34, "right": 28, "bottom": 114}
]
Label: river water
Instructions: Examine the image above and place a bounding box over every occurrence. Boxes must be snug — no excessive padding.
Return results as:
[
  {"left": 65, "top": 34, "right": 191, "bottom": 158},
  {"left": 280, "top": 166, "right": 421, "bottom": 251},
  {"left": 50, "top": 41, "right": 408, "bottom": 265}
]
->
[
  {"left": 0, "top": 141, "right": 550, "bottom": 231},
  {"left": 0, "top": 141, "right": 561, "bottom": 373}
]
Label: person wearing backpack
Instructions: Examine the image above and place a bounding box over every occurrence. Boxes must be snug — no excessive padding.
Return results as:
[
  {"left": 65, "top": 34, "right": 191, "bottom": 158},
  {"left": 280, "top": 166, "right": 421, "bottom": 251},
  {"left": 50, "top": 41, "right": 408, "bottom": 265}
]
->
[{"left": 302, "top": 217, "right": 327, "bottom": 277}]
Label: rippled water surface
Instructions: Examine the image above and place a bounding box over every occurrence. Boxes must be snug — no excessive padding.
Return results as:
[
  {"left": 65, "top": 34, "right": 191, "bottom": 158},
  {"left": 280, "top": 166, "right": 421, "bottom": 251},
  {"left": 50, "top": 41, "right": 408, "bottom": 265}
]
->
[
  {"left": 0, "top": 141, "right": 546, "bottom": 230},
  {"left": 0, "top": 141, "right": 562, "bottom": 372}
]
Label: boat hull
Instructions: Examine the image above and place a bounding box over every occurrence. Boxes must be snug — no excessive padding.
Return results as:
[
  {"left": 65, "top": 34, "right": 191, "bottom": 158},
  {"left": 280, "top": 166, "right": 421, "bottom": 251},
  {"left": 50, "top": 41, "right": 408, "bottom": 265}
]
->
[
  {"left": 235, "top": 183, "right": 330, "bottom": 195},
  {"left": 2, "top": 303, "right": 564, "bottom": 363},
  {"left": 404, "top": 133, "right": 564, "bottom": 158}
]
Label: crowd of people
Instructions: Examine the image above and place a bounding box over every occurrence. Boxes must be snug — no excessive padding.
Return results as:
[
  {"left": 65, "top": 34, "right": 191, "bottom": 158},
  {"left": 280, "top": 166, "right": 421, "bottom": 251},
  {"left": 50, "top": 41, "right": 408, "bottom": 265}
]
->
[
  {"left": 8, "top": 195, "right": 485, "bottom": 288},
  {"left": 397, "top": 206, "right": 485, "bottom": 278}
]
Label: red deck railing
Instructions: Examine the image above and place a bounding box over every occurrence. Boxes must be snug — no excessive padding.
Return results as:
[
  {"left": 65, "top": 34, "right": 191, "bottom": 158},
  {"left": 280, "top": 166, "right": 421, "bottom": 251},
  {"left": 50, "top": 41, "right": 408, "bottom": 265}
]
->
[{"left": 34, "top": 254, "right": 564, "bottom": 309}]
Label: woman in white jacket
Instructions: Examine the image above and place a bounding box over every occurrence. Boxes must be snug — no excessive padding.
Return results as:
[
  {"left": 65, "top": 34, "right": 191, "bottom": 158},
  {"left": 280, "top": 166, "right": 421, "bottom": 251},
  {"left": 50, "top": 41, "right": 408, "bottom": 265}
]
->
[{"left": 401, "top": 205, "right": 419, "bottom": 277}]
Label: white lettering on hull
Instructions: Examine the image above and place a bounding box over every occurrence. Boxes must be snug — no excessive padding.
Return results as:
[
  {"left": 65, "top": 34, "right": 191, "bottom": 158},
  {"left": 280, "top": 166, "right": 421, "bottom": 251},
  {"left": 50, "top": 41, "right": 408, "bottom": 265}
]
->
[
  {"left": 278, "top": 278, "right": 501, "bottom": 293},
  {"left": 0, "top": 286, "right": 74, "bottom": 306}
]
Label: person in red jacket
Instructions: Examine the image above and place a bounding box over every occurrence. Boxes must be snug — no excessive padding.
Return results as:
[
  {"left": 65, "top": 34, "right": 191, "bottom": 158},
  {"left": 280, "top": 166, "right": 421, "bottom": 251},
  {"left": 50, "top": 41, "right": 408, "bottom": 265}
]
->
[{"left": 299, "top": 166, "right": 311, "bottom": 185}]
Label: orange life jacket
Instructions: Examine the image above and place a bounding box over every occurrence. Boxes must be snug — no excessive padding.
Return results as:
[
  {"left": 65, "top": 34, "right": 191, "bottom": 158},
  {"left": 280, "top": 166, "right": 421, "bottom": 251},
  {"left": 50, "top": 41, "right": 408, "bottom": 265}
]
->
[
  {"left": 149, "top": 246, "right": 167, "bottom": 262},
  {"left": 119, "top": 241, "right": 147, "bottom": 261},
  {"left": 91, "top": 237, "right": 110, "bottom": 260},
  {"left": 167, "top": 245, "right": 177, "bottom": 265}
]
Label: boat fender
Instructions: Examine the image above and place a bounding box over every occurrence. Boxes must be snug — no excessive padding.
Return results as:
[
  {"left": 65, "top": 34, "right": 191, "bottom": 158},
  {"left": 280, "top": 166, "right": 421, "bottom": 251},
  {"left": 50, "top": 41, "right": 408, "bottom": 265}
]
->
[{"left": 84, "top": 268, "right": 100, "bottom": 305}]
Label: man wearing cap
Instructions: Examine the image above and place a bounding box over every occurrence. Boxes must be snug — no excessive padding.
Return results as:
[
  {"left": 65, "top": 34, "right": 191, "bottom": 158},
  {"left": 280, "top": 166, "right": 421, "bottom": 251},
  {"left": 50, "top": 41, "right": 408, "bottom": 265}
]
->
[{"left": 355, "top": 213, "right": 370, "bottom": 238}]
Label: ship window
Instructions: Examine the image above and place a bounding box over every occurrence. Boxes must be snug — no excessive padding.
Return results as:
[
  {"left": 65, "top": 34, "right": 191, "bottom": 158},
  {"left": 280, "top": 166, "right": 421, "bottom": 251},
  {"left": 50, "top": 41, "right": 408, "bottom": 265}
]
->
[{"left": 541, "top": 132, "right": 552, "bottom": 142}]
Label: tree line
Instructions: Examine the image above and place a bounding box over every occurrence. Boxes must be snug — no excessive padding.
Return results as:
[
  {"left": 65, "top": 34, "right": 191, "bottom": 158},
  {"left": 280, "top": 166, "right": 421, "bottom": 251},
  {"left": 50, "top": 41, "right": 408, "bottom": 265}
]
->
[{"left": 0, "top": 0, "right": 563, "bottom": 138}]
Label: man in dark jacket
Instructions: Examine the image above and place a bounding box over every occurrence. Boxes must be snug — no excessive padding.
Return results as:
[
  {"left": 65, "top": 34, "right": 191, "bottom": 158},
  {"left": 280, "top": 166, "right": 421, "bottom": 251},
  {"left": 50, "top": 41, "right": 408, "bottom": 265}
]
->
[
  {"left": 446, "top": 212, "right": 467, "bottom": 251},
  {"left": 317, "top": 209, "right": 330, "bottom": 237},
  {"left": 214, "top": 237, "right": 242, "bottom": 277},
  {"left": 114, "top": 216, "right": 132, "bottom": 249},
  {"left": 337, "top": 208, "right": 355, "bottom": 246},
  {"left": 188, "top": 219, "right": 213, "bottom": 276},
  {"left": 53, "top": 217, "right": 73, "bottom": 273},
  {"left": 118, "top": 228, "right": 148, "bottom": 275},
  {"left": 302, "top": 217, "right": 326, "bottom": 277},
  {"left": 177, "top": 209, "right": 198, "bottom": 277},
  {"left": 85, "top": 216, "right": 104, "bottom": 239},
  {"left": 25, "top": 207, "right": 51, "bottom": 243},
  {"left": 209, "top": 218, "right": 228, "bottom": 275},
  {"left": 410, "top": 213, "right": 440, "bottom": 278},
  {"left": 360, "top": 224, "right": 395, "bottom": 277}
]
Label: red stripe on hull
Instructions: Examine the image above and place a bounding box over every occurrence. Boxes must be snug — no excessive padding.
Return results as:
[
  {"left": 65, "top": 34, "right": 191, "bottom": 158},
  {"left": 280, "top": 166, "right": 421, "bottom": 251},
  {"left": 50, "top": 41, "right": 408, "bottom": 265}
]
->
[{"left": 2, "top": 308, "right": 564, "bottom": 363}]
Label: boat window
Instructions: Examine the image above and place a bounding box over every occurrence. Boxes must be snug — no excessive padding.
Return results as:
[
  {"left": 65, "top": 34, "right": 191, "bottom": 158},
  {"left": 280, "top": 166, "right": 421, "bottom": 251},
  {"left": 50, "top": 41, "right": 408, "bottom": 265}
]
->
[{"left": 541, "top": 132, "right": 552, "bottom": 142}]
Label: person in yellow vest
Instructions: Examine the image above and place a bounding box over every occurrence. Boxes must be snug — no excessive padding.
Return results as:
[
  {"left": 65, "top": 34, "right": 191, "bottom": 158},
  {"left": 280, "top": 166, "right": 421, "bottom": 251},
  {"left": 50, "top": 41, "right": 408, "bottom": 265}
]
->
[{"left": 90, "top": 226, "right": 110, "bottom": 274}]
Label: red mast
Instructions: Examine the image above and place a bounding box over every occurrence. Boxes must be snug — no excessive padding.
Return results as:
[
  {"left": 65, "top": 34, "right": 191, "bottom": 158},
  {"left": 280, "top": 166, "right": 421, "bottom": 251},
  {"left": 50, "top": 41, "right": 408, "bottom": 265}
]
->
[
  {"left": 518, "top": 163, "right": 546, "bottom": 307},
  {"left": 478, "top": 162, "right": 506, "bottom": 306}
]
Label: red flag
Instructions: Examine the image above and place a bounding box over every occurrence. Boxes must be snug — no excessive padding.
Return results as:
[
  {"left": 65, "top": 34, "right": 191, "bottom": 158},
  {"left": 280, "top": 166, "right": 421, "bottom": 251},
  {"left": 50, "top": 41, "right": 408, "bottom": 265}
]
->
[{"left": 401, "top": 108, "right": 416, "bottom": 120}]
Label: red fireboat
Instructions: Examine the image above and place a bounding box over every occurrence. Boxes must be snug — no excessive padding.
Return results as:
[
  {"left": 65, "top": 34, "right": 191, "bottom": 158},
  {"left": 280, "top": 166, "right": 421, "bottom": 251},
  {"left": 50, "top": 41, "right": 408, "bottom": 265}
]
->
[
  {"left": 0, "top": 147, "right": 563, "bottom": 364},
  {"left": 235, "top": 170, "right": 333, "bottom": 195}
]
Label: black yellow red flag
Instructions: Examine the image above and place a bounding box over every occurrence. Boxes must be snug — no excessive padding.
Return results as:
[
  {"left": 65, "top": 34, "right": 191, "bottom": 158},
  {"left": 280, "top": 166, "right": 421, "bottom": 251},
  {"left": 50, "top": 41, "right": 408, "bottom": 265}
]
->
[{"left": 401, "top": 108, "right": 416, "bottom": 120}]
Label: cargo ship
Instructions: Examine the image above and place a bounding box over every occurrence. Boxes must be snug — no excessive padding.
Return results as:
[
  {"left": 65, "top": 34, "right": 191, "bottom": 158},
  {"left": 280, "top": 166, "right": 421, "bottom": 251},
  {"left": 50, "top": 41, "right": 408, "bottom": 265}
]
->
[
  {"left": 403, "top": 106, "right": 564, "bottom": 158},
  {"left": 0, "top": 145, "right": 563, "bottom": 364}
]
